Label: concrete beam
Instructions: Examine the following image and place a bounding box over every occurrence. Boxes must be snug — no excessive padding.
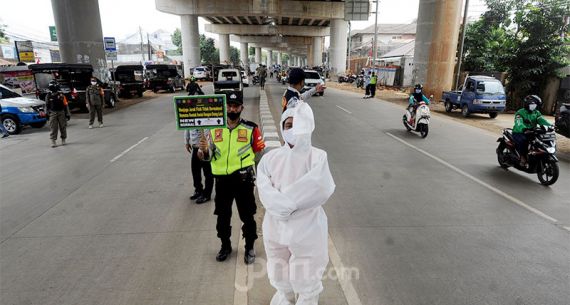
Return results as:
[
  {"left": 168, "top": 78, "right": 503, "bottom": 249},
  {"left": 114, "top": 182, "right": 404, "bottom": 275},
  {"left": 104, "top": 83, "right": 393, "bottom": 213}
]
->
[
  {"left": 156, "top": 0, "right": 344, "bottom": 20},
  {"left": 205, "top": 24, "right": 330, "bottom": 36},
  {"left": 231, "top": 35, "right": 313, "bottom": 45}
]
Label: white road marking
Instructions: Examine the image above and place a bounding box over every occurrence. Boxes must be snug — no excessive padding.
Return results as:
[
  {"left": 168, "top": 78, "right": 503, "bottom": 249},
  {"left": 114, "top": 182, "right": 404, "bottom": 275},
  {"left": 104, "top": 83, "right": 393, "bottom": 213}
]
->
[
  {"left": 336, "top": 105, "right": 352, "bottom": 114},
  {"left": 385, "top": 132, "right": 565, "bottom": 229},
  {"left": 328, "top": 237, "right": 364, "bottom": 305},
  {"left": 233, "top": 237, "right": 248, "bottom": 305},
  {"left": 109, "top": 137, "right": 148, "bottom": 163}
]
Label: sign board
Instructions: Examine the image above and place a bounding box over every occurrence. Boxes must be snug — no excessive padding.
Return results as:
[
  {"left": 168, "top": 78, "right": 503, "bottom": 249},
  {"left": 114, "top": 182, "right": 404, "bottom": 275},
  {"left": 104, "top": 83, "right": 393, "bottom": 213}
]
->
[
  {"left": 103, "top": 37, "right": 116, "bottom": 51},
  {"left": 14, "top": 41, "right": 35, "bottom": 63},
  {"left": 174, "top": 94, "right": 227, "bottom": 130},
  {"left": 106, "top": 51, "right": 118, "bottom": 61},
  {"left": 49, "top": 26, "right": 57, "bottom": 42},
  {"left": 50, "top": 49, "right": 61, "bottom": 62},
  {"left": 345, "top": 0, "right": 370, "bottom": 21},
  {"left": 1, "top": 45, "right": 16, "bottom": 59}
]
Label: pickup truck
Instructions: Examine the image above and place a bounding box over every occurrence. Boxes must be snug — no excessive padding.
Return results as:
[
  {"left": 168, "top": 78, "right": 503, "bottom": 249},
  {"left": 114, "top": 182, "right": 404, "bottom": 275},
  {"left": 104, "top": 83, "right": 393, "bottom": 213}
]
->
[
  {"left": 213, "top": 68, "right": 243, "bottom": 104},
  {"left": 442, "top": 75, "right": 506, "bottom": 118}
]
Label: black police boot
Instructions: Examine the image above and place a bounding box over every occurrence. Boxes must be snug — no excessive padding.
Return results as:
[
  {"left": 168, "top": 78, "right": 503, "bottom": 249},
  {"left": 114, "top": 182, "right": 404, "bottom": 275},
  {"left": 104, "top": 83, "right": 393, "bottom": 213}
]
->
[
  {"left": 244, "top": 247, "right": 256, "bottom": 265},
  {"left": 195, "top": 195, "right": 211, "bottom": 204},
  {"left": 216, "top": 241, "right": 232, "bottom": 262},
  {"left": 190, "top": 191, "right": 202, "bottom": 200}
]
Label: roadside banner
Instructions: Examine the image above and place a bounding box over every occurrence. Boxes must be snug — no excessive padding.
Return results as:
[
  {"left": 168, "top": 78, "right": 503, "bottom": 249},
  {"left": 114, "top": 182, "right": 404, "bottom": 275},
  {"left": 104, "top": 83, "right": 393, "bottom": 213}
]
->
[
  {"left": 174, "top": 94, "right": 227, "bottom": 130},
  {"left": 14, "top": 41, "right": 34, "bottom": 63}
]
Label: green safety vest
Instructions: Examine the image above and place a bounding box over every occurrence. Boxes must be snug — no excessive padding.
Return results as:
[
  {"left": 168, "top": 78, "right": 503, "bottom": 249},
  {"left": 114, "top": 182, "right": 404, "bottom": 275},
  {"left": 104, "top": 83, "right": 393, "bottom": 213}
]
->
[
  {"left": 209, "top": 123, "right": 256, "bottom": 175},
  {"left": 370, "top": 75, "right": 377, "bottom": 85}
]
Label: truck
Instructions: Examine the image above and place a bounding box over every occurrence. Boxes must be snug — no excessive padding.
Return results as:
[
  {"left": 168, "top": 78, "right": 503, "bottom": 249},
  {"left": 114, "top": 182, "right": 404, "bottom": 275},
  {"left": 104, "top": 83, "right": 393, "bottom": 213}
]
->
[
  {"left": 442, "top": 75, "right": 507, "bottom": 118},
  {"left": 0, "top": 84, "right": 47, "bottom": 134},
  {"left": 112, "top": 65, "right": 144, "bottom": 98},
  {"left": 213, "top": 68, "right": 243, "bottom": 104}
]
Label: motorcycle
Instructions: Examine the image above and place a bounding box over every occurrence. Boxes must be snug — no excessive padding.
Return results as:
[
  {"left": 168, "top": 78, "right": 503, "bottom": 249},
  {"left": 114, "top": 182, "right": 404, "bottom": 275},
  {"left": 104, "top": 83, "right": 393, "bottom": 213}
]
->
[
  {"left": 403, "top": 99, "right": 431, "bottom": 138},
  {"left": 555, "top": 102, "right": 570, "bottom": 138},
  {"left": 252, "top": 75, "right": 260, "bottom": 86},
  {"left": 338, "top": 74, "right": 356, "bottom": 83},
  {"left": 356, "top": 75, "right": 364, "bottom": 89},
  {"left": 496, "top": 126, "right": 559, "bottom": 186},
  {"left": 281, "top": 75, "right": 288, "bottom": 85}
]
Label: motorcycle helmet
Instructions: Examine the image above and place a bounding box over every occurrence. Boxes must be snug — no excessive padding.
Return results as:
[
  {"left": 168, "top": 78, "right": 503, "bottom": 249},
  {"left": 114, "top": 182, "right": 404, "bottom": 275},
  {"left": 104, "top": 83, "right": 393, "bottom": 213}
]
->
[
  {"left": 48, "top": 80, "right": 60, "bottom": 93},
  {"left": 414, "top": 84, "right": 423, "bottom": 94},
  {"left": 524, "top": 95, "right": 542, "bottom": 111}
]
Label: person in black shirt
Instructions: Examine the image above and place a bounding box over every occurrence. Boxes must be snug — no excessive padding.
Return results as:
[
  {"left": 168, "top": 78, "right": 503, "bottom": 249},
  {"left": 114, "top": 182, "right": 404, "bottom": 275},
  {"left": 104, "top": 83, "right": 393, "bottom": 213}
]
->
[
  {"left": 186, "top": 77, "right": 204, "bottom": 95},
  {"left": 45, "top": 81, "right": 70, "bottom": 147}
]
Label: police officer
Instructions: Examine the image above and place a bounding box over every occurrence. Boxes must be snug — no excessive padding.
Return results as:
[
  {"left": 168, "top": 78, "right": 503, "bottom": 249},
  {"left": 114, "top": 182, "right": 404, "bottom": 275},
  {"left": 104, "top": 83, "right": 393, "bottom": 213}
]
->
[
  {"left": 45, "top": 81, "right": 70, "bottom": 147},
  {"left": 369, "top": 72, "right": 378, "bottom": 98},
  {"left": 198, "top": 95, "right": 265, "bottom": 264},
  {"left": 86, "top": 77, "right": 104, "bottom": 129}
]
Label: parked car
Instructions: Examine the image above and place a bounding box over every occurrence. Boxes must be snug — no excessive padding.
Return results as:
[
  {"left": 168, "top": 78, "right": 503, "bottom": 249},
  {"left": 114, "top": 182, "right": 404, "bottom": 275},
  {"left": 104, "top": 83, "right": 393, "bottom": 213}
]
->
[
  {"left": 0, "top": 84, "right": 47, "bottom": 134},
  {"left": 146, "top": 64, "right": 185, "bottom": 93},
  {"left": 214, "top": 68, "right": 243, "bottom": 104},
  {"left": 241, "top": 70, "right": 249, "bottom": 87},
  {"left": 442, "top": 75, "right": 506, "bottom": 118},
  {"left": 302, "top": 70, "right": 325, "bottom": 96},
  {"left": 192, "top": 66, "right": 211, "bottom": 81},
  {"left": 112, "top": 65, "right": 144, "bottom": 98},
  {"left": 29, "top": 63, "right": 118, "bottom": 111}
]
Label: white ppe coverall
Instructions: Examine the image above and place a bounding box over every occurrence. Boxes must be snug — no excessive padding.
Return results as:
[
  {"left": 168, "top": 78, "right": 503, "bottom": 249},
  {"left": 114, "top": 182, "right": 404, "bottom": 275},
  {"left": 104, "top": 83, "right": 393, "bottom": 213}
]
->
[{"left": 257, "top": 102, "right": 336, "bottom": 305}]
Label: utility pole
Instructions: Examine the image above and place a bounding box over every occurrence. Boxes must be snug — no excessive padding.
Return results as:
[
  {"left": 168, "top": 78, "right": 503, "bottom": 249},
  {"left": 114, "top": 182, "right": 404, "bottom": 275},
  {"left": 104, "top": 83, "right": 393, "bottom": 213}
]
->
[
  {"left": 139, "top": 26, "right": 145, "bottom": 62},
  {"left": 147, "top": 33, "right": 152, "bottom": 62},
  {"left": 455, "top": 0, "right": 470, "bottom": 90},
  {"left": 347, "top": 21, "right": 352, "bottom": 72},
  {"left": 372, "top": 0, "right": 379, "bottom": 67}
]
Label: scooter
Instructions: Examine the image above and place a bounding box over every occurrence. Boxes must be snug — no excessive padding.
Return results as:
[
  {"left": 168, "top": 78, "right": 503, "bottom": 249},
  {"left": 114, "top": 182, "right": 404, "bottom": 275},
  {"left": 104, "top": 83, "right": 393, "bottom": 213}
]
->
[
  {"left": 496, "top": 126, "right": 559, "bottom": 186},
  {"left": 403, "top": 100, "right": 431, "bottom": 138}
]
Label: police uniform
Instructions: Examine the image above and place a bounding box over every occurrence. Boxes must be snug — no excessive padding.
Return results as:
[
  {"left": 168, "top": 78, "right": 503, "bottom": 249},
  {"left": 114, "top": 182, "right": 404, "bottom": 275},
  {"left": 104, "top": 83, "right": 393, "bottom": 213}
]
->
[
  {"left": 203, "top": 117, "right": 265, "bottom": 260},
  {"left": 46, "top": 92, "right": 69, "bottom": 145},
  {"left": 86, "top": 84, "right": 104, "bottom": 127}
]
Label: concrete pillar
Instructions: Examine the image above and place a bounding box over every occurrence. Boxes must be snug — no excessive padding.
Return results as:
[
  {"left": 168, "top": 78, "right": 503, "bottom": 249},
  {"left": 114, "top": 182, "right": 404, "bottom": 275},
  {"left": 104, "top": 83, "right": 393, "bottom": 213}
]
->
[
  {"left": 51, "top": 0, "right": 107, "bottom": 79},
  {"left": 413, "top": 0, "right": 437, "bottom": 87},
  {"left": 329, "top": 19, "right": 348, "bottom": 76},
  {"left": 255, "top": 47, "right": 262, "bottom": 64},
  {"left": 240, "top": 42, "right": 249, "bottom": 68},
  {"left": 424, "top": 0, "right": 462, "bottom": 101},
  {"left": 313, "top": 37, "right": 323, "bottom": 66},
  {"left": 276, "top": 52, "right": 282, "bottom": 66},
  {"left": 180, "top": 15, "right": 200, "bottom": 77},
  {"left": 288, "top": 56, "right": 292, "bottom": 66},
  {"left": 219, "top": 34, "right": 230, "bottom": 64},
  {"left": 308, "top": 44, "right": 314, "bottom": 67},
  {"left": 268, "top": 50, "right": 273, "bottom": 66}
]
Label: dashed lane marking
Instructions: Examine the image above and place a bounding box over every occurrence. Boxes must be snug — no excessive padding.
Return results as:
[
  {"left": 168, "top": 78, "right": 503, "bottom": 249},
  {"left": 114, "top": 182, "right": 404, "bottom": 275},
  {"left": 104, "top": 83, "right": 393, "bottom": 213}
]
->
[
  {"left": 336, "top": 105, "right": 352, "bottom": 114},
  {"left": 110, "top": 137, "right": 148, "bottom": 163}
]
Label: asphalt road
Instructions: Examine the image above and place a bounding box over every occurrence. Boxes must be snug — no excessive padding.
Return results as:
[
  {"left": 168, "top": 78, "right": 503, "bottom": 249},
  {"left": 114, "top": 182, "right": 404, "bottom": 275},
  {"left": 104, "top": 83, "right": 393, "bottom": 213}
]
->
[{"left": 0, "top": 79, "right": 569, "bottom": 305}]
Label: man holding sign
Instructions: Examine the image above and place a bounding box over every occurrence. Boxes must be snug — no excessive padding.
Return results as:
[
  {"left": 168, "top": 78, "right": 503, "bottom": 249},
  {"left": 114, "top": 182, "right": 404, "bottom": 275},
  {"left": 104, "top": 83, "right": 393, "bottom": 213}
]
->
[{"left": 198, "top": 97, "right": 265, "bottom": 264}]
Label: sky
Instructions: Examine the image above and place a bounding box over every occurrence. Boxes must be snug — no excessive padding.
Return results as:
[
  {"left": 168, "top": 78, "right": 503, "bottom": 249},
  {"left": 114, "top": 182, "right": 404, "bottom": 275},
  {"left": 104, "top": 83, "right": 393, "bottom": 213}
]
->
[{"left": 0, "top": 0, "right": 489, "bottom": 47}]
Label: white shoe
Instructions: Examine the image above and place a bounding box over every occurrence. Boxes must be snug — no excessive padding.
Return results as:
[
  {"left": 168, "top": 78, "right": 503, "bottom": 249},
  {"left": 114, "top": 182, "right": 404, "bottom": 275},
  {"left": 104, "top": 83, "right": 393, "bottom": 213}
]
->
[
  {"left": 89, "top": 125, "right": 93, "bottom": 129},
  {"left": 99, "top": 124, "right": 103, "bottom": 128}
]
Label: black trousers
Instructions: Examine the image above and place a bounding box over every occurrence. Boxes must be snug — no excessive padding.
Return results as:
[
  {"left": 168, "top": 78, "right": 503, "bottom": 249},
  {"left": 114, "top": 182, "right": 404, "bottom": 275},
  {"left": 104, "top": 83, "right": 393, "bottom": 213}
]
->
[
  {"left": 370, "top": 84, "right": 376, "bottom": 97},
  {"left": 214, "top": 169, "right": 258, "bottom": 248},
  {"left": 365, "top": 84, "right": 370, "bottom": 96},
  {"left": 191, "top": 147, "right": 213, "bottom": 197}
]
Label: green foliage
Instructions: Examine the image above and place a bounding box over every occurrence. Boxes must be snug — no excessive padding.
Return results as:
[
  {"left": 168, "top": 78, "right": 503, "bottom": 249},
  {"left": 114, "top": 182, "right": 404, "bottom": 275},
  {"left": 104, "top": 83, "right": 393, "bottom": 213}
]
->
[
  {"left": 200, "top": 34, "right": 219, "bottom": 64},
  {"left": 461, "top": 0, "right": 570, "bottom": 109},
  {"left": 171, "top": 28, "right": 182, "bottom": 54},
  {"left": 0, "top": 24, "right": 8, "bottom": 43},
  {"left": 230, "top": 46, "right": 240, "bottom": 65}
]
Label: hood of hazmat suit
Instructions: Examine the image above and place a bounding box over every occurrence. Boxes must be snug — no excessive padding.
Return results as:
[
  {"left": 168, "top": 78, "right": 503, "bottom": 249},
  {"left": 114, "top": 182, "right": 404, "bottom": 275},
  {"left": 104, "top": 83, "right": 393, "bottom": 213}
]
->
[{"left": 257, "top": 101, "right": 335, "bottom": 305}]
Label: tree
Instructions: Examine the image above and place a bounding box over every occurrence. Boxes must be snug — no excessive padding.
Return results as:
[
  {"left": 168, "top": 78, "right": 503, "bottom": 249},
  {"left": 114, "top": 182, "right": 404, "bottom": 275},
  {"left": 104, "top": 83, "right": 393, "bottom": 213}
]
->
[
  {"left": 200, "top": 34, "right": 219, "bottom": 64},
  {"left": 0, "top": 24, "right": 8, "bottom": 43},
  {"left": 171, "top": 28, "right": 182, "bottom": 54},
  {"left": 230, "top": 46, "right": 240, "bottom": 65}
]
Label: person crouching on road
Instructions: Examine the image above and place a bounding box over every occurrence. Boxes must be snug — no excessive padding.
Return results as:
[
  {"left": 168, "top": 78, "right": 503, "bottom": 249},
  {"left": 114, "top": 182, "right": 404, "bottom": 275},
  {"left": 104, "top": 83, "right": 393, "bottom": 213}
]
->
[
  {"left": 257, "top": 101, "right": 335, "bottom": 305},
  {"left": 46, "top": 81, "right": 70, "bottom": 147},
  {"left": 282, "top": 68, "right": 325, "bottom": 113},
  {"left": 198, "top": 96, "right": 266, "bottom": 264},
  {"left": 86, "top": 77, "right": 104, "bottom": 129},
  {"left": 185, "top": 129, "right": 213, "bottom": 204}
]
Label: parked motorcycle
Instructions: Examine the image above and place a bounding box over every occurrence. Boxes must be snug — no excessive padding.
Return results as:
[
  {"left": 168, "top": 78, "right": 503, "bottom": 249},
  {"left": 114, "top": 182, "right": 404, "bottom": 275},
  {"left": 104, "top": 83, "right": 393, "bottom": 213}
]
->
[
  {"left": 356, "top": 75, "right": 364, "bottom": 89},
  {"left": 252, "top": 75, "right": 260, "bottom": 86},
  {"left": 403, "top": 99, "right": 431, "bottom": 138},
  {"left": 338, "top": 74, "right": 356, "bottom": 83},
  {"left": 496, "top": 126, "right": 559, "bottom": 186},
  {"left": 555, "top": 102, "right": 570, "bottom": 138}
]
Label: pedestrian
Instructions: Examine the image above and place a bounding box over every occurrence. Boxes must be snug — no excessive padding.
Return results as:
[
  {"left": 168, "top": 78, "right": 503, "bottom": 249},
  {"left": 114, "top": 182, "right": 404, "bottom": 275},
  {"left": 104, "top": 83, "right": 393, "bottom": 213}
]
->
[
  {"left": 198, "top": 96, "right": 266, "bottom": 264},
  {"left": 260, "top": 65, "right": 268, "bottom": 90},
  {"left": 369, "top": 72, "right": 378, "bottom": 98},
  {"left": 281, "top": 68, "right": 325, "bottom": 112},
  {"left": 257, "top": 101, "right": 335, "bottom": 305},
  {"left": 86, "top": 77, "right": 104, "bottom": 129},
  {"left": 186, "top": 77, "right": 204, "bottom": 95},
  {"left": 363, "top": 71, "right": 371, "bottom": 98},
  {"left": 45, "top": 81, "right": 70, "bottom": 147},
  {"left": 185, "top": 129, "right": 213, "bottom": 204},
  {"left": 0, "top": 104, "right": 9, "bottom": 138}
]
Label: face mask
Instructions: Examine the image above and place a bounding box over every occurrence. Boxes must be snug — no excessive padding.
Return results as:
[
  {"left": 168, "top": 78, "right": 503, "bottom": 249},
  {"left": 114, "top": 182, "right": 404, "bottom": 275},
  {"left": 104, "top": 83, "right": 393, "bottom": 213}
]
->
[
  {"left": 91, "top": 81, "right": 97, "bottom": 85},
  {"left": 415, "top": 89, "right": 422, "bottom": 94},
  {"left": 528, "top": 104, "right": 537, "bottom": 111},
  {"left": 227, "top": 111, "right": 241, "bottom": 120},
  {"left": 282, "top": 128, "right": 296, "bottom": 146}
]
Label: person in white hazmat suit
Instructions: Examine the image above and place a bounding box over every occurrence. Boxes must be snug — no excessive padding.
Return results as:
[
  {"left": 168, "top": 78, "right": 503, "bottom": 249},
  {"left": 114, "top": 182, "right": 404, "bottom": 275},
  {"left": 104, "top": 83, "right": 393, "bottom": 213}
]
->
[{"left": 257, "top": 102, "right": 336, "bottom": 305}]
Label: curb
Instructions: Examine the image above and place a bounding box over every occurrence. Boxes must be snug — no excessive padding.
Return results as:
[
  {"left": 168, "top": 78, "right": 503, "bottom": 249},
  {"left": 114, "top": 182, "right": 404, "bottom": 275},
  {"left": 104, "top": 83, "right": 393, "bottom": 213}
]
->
[{"left": 259, "top": 90, "right": 281, "bottom": 149}]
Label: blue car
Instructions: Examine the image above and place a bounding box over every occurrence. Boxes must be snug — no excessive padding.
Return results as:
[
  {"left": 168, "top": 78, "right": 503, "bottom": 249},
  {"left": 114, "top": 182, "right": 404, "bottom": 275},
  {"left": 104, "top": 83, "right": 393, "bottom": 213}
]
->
[
  {"left": 442, "top": 76, "right": 507, "bottom": 119},
  {"left": 0, "top": 84, "right": 47, "bottom": 134}
]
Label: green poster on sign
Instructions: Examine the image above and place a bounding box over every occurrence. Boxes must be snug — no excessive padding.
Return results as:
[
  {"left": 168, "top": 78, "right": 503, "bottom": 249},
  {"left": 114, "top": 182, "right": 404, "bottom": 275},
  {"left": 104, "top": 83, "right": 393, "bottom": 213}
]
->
[
  {"left": 174, "top": 94, "right": 227, "bottom": 130},
  {"left": 49, "top": 26, "right": 57, "bottom": 42}
]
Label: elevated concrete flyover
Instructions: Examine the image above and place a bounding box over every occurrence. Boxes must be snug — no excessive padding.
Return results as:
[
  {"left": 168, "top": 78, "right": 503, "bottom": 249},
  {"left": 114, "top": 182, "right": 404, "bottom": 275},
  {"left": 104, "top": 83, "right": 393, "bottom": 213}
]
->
[{"left": 155, "top": 0, "right": 347, "bottom": 74}]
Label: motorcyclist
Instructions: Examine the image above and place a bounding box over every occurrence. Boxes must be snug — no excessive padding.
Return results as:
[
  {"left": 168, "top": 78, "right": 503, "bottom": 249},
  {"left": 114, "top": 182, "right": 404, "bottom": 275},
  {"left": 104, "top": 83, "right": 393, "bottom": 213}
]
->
[
  {"left": 512, "top": 95, "right": 552, "bottom": 167},
  {"left": 186, "top": 77, "right": 204, "bottom": 95},
  {"left": 408, "top": 84, "right": 430, "bottom": 124}
]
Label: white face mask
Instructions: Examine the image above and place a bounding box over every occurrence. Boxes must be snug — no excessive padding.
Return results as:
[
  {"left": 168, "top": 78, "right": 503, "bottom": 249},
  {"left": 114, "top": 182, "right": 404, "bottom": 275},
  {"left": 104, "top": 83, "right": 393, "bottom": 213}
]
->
[
  {"left": 282, "top": 128, "right": 296, "bottom": 146},
  {"left": 415, "top": 89, "right": 422, "bottom": 94},
  {"left": 529, "top": 103, "right": 537, "bottom": 111},
  {"left": 91, "top": 81, "right": 97, "bottom": 85}
]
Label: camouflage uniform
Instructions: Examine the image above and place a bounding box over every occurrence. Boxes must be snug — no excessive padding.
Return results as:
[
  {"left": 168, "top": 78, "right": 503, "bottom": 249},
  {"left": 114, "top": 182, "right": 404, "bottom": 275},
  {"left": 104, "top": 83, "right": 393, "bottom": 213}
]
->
[{"left": 86, "top": 84, "right": 104, "bottom": 126}]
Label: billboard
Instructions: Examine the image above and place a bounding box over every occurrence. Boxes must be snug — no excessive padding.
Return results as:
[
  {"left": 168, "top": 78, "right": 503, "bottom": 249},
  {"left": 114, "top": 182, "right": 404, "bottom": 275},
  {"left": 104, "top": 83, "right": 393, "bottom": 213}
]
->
[{"left": 15, "top": 41, "right": 35, "bottom": 63}]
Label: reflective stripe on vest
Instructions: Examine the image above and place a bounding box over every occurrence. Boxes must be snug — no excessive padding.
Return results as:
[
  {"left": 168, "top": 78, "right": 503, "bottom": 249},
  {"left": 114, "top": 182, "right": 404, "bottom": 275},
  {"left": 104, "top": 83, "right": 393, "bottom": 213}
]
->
[{"left": 209, "top": 124, "right": 256, "bottom": 175}]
